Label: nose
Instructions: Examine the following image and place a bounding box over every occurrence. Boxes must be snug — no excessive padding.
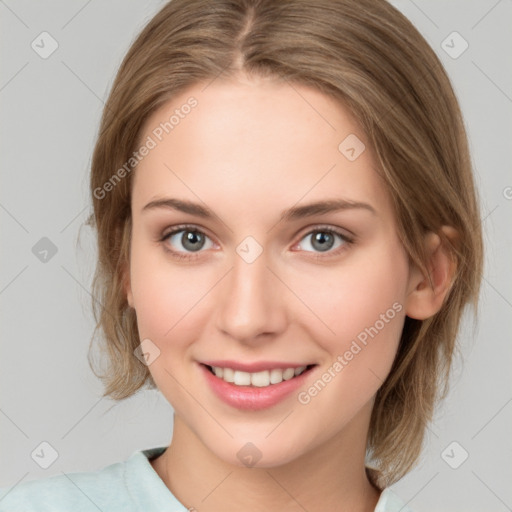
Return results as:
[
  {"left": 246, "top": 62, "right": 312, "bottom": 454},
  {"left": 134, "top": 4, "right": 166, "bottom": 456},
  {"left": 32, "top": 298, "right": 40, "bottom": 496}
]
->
[{"left": 214, "top": 246, "right": 287, "bottom": 344}]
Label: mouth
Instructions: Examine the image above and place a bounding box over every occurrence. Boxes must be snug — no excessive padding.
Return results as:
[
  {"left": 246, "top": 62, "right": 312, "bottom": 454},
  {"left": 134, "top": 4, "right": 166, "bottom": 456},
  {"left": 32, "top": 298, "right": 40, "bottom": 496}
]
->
[
  {"left": 199, "top": 361, "right": 318, "bottom": 410},
  {"left": 201, "top": 363, "right": 317, "bottom": 388}
]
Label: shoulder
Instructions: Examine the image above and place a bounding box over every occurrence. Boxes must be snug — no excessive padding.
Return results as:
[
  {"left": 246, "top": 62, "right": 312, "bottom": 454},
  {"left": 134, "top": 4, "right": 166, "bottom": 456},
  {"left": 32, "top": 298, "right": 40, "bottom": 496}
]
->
[
  {"left": 0, "top": 452, "right": 137, "bottom": 512},
  {"left": 375, "top": 487, "right": 415, "bottom": 512},
  {"left": 0, "top": 446, "right": 186, "bottom": 512}
]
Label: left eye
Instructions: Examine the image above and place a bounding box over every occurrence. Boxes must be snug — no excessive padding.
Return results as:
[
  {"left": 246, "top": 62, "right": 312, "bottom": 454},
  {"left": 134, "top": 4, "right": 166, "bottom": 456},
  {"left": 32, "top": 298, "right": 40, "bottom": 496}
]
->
[{"left": 296, "top": 228, "right": 350, "bottom": 253}]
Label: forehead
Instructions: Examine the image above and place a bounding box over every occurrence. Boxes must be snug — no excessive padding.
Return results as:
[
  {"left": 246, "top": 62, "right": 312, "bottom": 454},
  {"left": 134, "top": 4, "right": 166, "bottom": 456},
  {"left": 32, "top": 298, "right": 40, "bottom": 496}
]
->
[{"left": 132, "top": 77, "right": 391, "bottom": 222}]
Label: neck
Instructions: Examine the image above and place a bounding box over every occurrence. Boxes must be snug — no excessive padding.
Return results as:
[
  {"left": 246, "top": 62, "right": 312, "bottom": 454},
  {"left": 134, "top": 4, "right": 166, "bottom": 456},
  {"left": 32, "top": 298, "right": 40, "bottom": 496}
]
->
[{"left": 151, "top": 409, "right": 380, "bottom": 512}]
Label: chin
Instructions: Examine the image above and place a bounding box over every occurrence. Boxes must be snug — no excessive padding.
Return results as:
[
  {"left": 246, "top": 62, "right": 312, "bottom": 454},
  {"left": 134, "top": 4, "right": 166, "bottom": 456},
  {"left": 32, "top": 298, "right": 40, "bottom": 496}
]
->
[{"left": 204, "top": 431, "right": 312, "bottom": 470}]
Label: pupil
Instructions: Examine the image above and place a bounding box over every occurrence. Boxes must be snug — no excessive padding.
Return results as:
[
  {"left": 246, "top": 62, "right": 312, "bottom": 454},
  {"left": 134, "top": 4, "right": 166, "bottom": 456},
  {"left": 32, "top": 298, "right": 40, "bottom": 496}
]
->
[
  {"left": 183, "top": 231, "right": 204, "bottom": 251},
  {"left": 313, "top": 232, "right": 333, "bottom": 252}
]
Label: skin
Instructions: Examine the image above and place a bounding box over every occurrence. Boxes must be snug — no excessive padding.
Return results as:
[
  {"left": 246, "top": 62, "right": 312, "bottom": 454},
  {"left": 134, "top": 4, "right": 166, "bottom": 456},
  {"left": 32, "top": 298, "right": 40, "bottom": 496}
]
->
[{"left": 124, "top": 72, "right": 454, "bottom": 512}]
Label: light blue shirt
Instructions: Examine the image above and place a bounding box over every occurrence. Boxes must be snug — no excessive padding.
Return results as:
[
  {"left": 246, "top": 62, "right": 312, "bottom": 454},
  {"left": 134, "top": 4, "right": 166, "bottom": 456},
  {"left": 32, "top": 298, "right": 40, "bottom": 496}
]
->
[{"left": 0, "top": 446, "right": 413, "bottom": 511}]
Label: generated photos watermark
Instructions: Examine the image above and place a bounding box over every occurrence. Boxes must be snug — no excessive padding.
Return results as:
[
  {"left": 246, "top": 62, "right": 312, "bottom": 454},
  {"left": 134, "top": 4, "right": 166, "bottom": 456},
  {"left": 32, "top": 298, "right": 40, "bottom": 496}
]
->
[
  {"left": 93, "top": 96, "right": 198, "bottom": 200},
  {"left": 297, "top": 301, "right": 403, "bottom": 405}
]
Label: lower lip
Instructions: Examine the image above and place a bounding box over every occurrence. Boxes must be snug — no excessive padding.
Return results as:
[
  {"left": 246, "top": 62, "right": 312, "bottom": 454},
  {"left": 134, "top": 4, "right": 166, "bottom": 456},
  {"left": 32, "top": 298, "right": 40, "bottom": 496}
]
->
[{"left": 199, "top": 363, "right": 314, "bottom": 411}]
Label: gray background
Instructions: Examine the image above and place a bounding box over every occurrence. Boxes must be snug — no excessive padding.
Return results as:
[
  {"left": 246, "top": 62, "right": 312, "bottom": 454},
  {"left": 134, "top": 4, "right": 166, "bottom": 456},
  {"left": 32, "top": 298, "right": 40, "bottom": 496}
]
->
[{"left": 0, "top": 1, "right": 511, "bottom": 510}]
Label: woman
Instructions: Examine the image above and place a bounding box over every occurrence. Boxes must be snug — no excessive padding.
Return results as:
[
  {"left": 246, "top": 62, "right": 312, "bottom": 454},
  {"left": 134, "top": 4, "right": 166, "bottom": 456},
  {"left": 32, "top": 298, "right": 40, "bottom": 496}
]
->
[{"left": 0, "top": 1, "right": 482, "bottom": 510}]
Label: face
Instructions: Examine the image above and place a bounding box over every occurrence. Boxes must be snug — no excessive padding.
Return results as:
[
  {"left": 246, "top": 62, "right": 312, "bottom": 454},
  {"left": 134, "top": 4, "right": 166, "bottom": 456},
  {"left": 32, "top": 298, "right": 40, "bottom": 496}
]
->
[{"left": 125, "top": 74, "right": 415, "bottom": 468}]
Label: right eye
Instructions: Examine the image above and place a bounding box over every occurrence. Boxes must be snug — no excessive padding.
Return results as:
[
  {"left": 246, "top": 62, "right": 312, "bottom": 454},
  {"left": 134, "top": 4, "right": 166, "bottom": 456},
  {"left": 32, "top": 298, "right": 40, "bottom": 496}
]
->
[{"left": 160, "top": 225, "right": 216, "bottom": 260}]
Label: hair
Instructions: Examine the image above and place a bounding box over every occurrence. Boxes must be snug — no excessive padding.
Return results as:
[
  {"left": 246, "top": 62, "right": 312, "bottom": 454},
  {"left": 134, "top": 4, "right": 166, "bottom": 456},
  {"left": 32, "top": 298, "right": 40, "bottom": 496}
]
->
[{"left": 84, "top": 0, "right": 483, "bottom": 489}]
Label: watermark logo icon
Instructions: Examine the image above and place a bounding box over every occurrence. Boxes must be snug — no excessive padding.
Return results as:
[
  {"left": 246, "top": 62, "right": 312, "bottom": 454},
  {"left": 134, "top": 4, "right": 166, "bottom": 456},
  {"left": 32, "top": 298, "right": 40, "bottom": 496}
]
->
[
  {"left": 32, "top": 237, "right": 58, "bottom": 263},
  {"left": 134, "top": 338, "right": 161, "bottom": 366},
  {"left": 236, "top": 236, "right": 263, "bottom": 264},
  {"left": 441, "top": 441, "right": 469, "bottom": 469},
  {"left": 31, "top": 32, "right": 59, "bottom": 59},
  {"left": 441, "top": 32, "right": 469, "bottom": 59},
  {"left": 31, "top": 441, "right": 59, "bottom": 469},
  {"left": 237, "top": 442, "right": 262, "bottom": 467},
  {"left": 338, "top": 134, "right": 366, "bottom": 161}
]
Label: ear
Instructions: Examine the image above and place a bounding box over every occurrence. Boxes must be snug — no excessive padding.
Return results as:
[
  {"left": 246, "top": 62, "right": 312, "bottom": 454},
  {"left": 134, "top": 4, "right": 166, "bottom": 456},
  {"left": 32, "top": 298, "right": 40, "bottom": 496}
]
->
[
  {"left": 121, "top": 261, "right": 134, "bottom": 309},
  {"left": 405, "top": 226, "right": 458, "bottom": 320}
]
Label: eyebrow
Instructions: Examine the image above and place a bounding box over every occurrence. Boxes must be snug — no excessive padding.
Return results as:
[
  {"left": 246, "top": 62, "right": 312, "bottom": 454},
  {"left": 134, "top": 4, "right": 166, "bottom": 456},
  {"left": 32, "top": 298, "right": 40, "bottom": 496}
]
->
[{"left": 141, "top": 197, "right": 376, "bottom": 221}]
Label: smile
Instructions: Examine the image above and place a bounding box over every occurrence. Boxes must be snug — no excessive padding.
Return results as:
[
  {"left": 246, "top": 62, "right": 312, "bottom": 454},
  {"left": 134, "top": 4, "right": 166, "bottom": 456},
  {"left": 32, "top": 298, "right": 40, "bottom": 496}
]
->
[
  {"left": 205, "top": 364, "right": 312, "bottom": 387},
  {"left": 199, "top": 362, "right": 317, "bottom": 411}
]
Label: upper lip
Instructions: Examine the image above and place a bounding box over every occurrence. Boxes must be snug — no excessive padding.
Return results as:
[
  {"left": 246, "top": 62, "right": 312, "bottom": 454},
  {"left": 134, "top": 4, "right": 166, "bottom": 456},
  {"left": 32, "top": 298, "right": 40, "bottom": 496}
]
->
[{"left": 200, "top": 360, "right": 315, "bottom": 373}]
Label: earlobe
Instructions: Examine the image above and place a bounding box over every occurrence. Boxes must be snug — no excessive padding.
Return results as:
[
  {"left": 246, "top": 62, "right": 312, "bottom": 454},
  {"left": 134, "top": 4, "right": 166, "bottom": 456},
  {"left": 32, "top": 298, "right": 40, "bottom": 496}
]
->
[
  {"left": 126, "top": 284, "right": 134, "bottom": 309},
  {"left": 405, "top": 226, "right": 458, "bottom": 320},
  {"left": 121, "top": 262, "right": 134, "bottom": 309}
]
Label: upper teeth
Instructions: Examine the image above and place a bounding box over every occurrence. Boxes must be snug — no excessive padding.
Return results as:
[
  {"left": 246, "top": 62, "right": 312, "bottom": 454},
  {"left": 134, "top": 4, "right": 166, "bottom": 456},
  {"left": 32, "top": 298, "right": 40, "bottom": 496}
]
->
[{"left": 211, "top": 366, "right": 308, "bottom": 387}]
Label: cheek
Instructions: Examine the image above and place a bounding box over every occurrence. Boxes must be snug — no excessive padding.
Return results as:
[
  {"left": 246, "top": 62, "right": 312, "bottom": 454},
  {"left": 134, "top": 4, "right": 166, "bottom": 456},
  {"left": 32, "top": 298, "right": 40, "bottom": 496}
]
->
[
  {"left": 129, "top": 232, "right": 204, "bottom": 332},
  {"left": 131, "top": 274, "right": 198, "bottom": 338},
  {"left": 292, "top": 253, "right": 408, "bottom": 417},
  {"left": 128, "top": 251, "right": 210, "bottom": 377},
  {"left": 129, "top": 250, "right": 208, "bottom": 398},
  {"left": 295, "top": 244, "right": 409, "bottom": 366}
]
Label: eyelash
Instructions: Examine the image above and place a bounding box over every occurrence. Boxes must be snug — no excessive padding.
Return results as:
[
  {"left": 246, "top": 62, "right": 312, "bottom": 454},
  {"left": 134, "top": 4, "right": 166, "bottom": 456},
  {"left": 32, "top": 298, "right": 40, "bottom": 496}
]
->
[{"left": 158, "top": 224, "right": 355, "bottom": 261}]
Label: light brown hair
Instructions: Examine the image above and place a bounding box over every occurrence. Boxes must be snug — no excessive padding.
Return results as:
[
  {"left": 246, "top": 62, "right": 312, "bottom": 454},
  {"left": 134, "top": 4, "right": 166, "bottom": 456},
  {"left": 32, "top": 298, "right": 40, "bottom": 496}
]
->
[{"left": 85, "top": 0, "right": 483, "bottom": 488}]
